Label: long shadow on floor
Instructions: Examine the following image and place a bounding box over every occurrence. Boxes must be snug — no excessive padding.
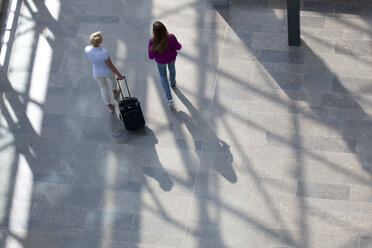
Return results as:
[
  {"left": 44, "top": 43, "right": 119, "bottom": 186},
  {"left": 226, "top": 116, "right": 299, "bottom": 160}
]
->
[
  {"left": 134, "top": 126, "right": 174, "bottom": 192},
  {"left": 171, "top": 87, "right": 236, "bottom": 248},
  {"left": 173, "top": 88, "right": 236, "bottom": 183}
]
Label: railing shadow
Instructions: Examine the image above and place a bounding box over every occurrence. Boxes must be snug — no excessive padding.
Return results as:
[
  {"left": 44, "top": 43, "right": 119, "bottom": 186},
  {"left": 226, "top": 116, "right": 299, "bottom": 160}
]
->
[
  {"left": 1, "top": 0, "right": 370, "bottom": 247},
  {"left": 215, "top": 1, "right": 371, "bottom": 247},
  {"left": 0, "top": 0, "right": 136, "bottom": 246}
]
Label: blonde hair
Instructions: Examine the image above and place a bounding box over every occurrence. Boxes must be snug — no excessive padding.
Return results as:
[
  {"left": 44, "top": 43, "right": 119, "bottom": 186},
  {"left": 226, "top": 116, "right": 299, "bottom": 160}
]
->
[{"left": 89, "top": 31, "right": 103, "bottom": 47}]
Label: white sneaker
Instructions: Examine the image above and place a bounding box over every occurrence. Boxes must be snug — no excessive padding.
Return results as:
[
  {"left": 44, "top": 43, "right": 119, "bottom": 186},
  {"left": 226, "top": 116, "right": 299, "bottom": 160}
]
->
[{"left": 168, "top": 99, "right": 174, "bottom": 108}]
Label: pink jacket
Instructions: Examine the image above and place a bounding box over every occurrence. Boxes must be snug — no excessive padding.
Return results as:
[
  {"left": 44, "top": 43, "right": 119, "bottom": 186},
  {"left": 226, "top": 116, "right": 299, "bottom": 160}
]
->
[{"left": 148, "top": 34, "right": 182, "bottom": 64}]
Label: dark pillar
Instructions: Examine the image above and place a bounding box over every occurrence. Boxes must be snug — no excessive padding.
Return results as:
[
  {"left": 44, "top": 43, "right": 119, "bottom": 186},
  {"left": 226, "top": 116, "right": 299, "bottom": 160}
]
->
[
  {"left": 287, "top": 0, "right": 300, "bottom": 46},
  {"left": 212, "top": 0, "right": 229, "bottom": 7}
]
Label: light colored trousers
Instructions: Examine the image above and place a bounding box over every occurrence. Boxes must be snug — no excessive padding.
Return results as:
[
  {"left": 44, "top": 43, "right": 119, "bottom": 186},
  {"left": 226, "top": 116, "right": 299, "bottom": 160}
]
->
[{"left": 94, "top": 72, "right": 117, "bottom": 105}]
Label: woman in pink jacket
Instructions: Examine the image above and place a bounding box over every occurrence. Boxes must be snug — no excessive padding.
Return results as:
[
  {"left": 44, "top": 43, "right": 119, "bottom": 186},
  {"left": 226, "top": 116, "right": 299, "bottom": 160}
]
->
[{"left": 148, "top": 21, "right": 182, "bottom": 108}]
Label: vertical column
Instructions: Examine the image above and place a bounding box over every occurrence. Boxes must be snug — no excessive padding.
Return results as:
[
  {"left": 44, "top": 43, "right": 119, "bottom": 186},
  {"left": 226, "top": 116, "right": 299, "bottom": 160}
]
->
[
  {"left": 287, "top": 0, "right": 300, "bottom": 46},
  {"left": 213, "top": 0, "right": 229, "bottom": 7}
]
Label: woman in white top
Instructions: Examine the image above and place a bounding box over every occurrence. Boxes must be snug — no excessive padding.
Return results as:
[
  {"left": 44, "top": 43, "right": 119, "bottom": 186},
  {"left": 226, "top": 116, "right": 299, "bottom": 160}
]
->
[{"left": 84, "top": 31, "right": 123, "bottom": 113}]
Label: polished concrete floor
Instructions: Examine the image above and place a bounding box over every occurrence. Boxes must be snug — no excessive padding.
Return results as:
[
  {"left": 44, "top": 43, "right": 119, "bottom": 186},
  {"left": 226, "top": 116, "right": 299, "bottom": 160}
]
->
[{"left": 0, "top": 0, "right": 372, "bottom": 247}]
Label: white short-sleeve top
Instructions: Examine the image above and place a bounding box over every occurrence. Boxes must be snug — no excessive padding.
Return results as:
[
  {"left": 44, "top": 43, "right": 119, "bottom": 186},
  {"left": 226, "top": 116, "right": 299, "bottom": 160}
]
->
[{"left": 84, "top": 46, "right": 112, "bottom": 76}]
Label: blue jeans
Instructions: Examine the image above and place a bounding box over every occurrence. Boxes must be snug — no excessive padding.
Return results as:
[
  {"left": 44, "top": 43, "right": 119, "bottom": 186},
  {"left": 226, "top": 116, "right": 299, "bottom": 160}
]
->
[{"left": 156, "top": 60, "right": 176, "bottom": 100}]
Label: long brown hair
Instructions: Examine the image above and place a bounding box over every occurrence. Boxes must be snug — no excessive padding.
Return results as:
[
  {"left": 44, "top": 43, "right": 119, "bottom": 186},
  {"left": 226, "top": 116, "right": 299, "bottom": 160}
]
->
[{"left": 150, "top": 21, "right": 169, "bottom": 53}]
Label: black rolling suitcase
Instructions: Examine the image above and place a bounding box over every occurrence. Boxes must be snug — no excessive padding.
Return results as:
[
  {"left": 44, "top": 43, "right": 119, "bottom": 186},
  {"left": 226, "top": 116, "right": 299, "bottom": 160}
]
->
[{"left": 117, "top": 77, "right": 145, "bottom": 130}]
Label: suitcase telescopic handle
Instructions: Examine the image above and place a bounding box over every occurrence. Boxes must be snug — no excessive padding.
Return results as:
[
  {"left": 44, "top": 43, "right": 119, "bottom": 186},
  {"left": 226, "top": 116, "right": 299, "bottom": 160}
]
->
[{"left": 117, "top": 76, "right": 131, "bottom": 99}]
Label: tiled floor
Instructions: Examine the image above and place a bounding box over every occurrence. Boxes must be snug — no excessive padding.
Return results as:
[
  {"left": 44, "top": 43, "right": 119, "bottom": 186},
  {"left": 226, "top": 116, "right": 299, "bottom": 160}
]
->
[{"left": 0, "top": 0, "right": 372, "bottom": 247}]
